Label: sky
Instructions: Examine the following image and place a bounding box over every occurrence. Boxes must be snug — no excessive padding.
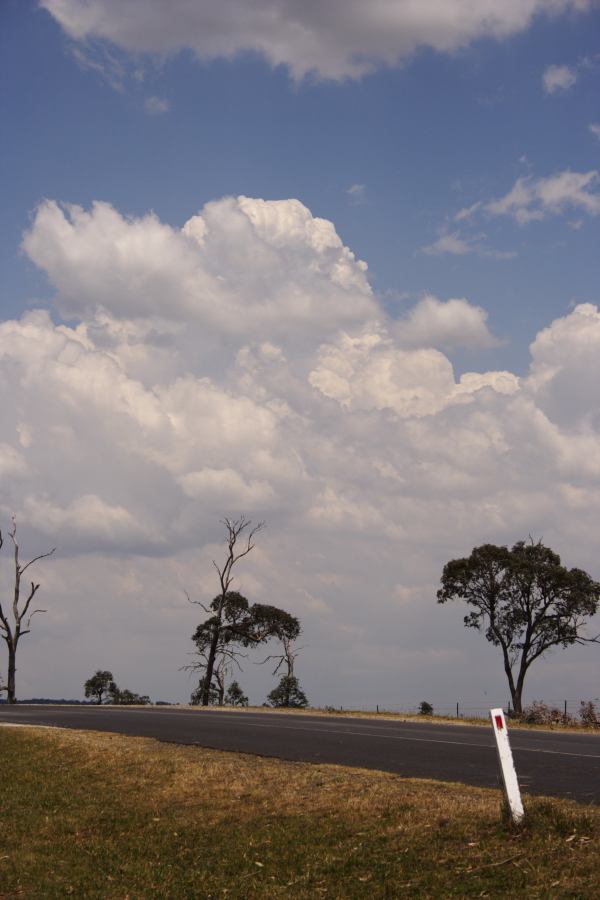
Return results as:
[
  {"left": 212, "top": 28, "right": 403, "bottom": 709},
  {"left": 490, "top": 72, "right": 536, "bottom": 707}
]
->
[{"left": 1, "top": 0, "right": 599, "bottom": 709}]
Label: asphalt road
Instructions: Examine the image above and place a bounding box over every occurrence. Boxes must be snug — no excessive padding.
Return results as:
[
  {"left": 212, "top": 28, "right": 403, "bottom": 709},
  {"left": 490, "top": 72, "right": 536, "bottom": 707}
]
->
[{"left": 1, "top": 705, "right": 599, "bottom": 804}]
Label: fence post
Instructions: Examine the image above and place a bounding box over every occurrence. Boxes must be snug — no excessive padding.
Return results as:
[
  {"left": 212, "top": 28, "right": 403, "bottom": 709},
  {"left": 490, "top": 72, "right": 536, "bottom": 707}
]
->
[
  {"left": 490, "top": 708, "right": 524, "bottom": 825},
  {"left": 564, "top": 700, "right": 567, "bottom": 718},
  {"left": 456, "top": 702, "right": 459, "bottom": 718}
]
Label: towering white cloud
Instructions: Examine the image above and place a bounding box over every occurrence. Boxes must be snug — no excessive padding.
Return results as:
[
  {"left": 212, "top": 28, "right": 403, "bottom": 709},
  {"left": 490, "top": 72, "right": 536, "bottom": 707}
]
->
[
  {"left": 23, "top": 196, "right": 376, "bottom": 341},
  {"left": 41, "top": 0, "right": 593, "bottom": 80},
  {"left": 4, "top": 193, "right": 600, "bottom": 704}
]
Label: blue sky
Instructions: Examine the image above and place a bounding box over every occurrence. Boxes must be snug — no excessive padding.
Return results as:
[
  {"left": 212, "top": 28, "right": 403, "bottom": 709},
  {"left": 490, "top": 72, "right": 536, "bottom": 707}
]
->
[
  {"left": 3, "top": 1, "right": 599, "bottom": 371},
  {"left": 1, "top": 1, "right": 600, "bottom": 705}
]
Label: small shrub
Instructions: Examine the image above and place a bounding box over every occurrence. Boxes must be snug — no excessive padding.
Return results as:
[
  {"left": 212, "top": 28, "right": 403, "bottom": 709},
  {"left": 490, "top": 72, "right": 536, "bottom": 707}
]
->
[
  {"left": 521, "top": 700, "right": 574, "bottom": 726},
  {"left": 224, "top": 681, "right": 248, "bottom": 707},
  {"left": 267, "top": 676, "right": 308, "bottom": 708},
  {"left": 579, "top": 700, "right": 600, "bottom": 728},
  {"left": 419, "top": 701, "right": 434, "bottom": 716}
]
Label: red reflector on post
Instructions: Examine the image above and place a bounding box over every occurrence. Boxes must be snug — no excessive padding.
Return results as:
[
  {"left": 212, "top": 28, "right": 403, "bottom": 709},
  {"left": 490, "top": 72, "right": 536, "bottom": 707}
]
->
[{"left": 495, "top": 714, "right": 504, "bottom": 730}]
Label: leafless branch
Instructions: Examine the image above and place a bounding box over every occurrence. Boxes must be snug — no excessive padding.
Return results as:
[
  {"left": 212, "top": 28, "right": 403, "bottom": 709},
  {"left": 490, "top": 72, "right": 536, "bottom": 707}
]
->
[
  {"left": 184, "top": 590, "right": 210, "bottom": 614},
  {"left": 20, "top": 549, "right": 56, "bottom": 575},
  {"left": 25, "top": 608, "right": 47, "bottom": 629},
  {"left": 257, "top": 638, "right": 305, "bottom": 677}
]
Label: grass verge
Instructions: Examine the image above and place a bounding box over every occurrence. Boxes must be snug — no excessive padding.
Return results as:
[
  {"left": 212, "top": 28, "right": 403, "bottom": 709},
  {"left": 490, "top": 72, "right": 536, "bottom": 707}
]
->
[{"left": 0, "top": 726, "right": 598, "bottom": 898}]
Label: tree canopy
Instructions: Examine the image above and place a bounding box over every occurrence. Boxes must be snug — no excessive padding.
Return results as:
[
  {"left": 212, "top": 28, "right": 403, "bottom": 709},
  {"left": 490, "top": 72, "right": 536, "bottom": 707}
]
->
[
  {"left": 437, "top": 540, "right": 600, "bottom": 714},
  {"left": 192, "top": 592, "right": 300, "bottom": 655},
  {"left": 84, "top": 670, "right": 114, "bottom": 704}
]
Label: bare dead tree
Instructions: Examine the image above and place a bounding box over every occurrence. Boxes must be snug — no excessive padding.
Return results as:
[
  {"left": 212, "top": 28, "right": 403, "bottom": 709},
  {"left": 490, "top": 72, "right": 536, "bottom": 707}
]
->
[
  {"left": 0, "top": 517, "right": 55, "bottom": 704},
  {"left": 259, "top": 633, "right": 304, "bottom": 679}
]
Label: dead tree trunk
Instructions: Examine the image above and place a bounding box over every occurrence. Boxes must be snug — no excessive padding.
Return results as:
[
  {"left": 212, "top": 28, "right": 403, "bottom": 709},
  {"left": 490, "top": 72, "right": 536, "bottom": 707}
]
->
[
  {"left": 6, "top": 643, "right": 16, "bottom": 705},
  {"left": 0, "top": 518, "right": 54, "bottom": 704}
]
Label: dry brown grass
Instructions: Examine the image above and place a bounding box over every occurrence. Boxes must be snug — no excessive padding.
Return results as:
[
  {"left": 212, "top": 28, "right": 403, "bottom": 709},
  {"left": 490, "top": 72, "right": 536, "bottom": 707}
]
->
[{"left": 1, "top": 725, "right": 599, "bottom": 898}]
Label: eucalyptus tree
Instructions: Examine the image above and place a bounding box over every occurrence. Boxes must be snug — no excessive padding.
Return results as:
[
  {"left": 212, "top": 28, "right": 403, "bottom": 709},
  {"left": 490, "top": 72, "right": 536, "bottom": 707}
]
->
[
  {"left": 84, "top": 670, "right": 114, "bottom": 704},
  {"left": 188, "top": 517, "right": 300, "bottom": 706},
  {"left": 438, "top": 540, "right": 600, "bottom": 715}
]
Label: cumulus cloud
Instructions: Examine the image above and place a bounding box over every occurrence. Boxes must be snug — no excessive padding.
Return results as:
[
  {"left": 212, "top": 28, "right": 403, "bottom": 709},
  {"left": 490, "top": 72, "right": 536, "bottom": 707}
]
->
[
  {"left": 41, "top": 0, "right": 593, "bottom": 81},
  {"left": 393, "top": 296, "right": 500, "bottom": 350},
  {"left": 308, "top": 327, "right": 511, "bottom": 417},
  {"left": 5, "top": 192, "right": 600, "bottom": 705},
  {"left": 527, "top": 303, "right": 600, "bottom": 430},
  {"left": 542, "top": 63, "right": 577, "bottom": 93},
  {"left": 22, "top": 196, "right": 376, "bottom": 341}
]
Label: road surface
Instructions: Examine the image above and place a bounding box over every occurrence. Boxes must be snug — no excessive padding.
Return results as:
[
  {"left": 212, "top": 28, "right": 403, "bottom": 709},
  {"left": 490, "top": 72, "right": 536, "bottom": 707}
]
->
[{"left": 1, "top": 705, "right": 598, "bottom": 803}]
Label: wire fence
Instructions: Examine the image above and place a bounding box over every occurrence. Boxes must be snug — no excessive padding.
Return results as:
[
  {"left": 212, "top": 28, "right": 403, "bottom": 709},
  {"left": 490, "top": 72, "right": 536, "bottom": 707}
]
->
[{"left": 324, "top": 699, "right": 600, "bottom": 720}]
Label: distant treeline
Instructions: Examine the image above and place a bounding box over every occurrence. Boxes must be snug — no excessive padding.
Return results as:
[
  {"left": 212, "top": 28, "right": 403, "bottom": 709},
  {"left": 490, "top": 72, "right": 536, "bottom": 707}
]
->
[
  {"left": 0, "top": 698, "right": 173, "bottom": 705},
  {"left": 0, "top": 698, "right": 91, "bottom": 705}
]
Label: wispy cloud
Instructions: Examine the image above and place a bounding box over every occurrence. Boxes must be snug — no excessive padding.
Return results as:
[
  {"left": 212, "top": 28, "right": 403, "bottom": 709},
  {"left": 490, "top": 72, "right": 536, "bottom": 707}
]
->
[
  {"left": 449, "top": 169, "right": 600, "bottom": 232},
  {"left": 542, "top": 64, "right": 577, "bottom": 94},
  {"left": 144, "top": 96, "right": 170, "bottom": 115},
  {"left": 421, "top": 232, "right": 471, "bottom": 256},
  {"left": 346, "top": 184, "right": 366, "bottom": 203},
  {"left": 454, "top": 201, "right": 482, "bottom": 223},
  {"left": 542, "top": 54, "right": 600, "bottom": 96},
  {"left": 421, "top": 229, "right": 515, "bottom": 260},
  {"left": 70, "top": 43, "right": 126, "bottom": 92},
  {"left": 486, "top": 171, "right": 600, "bottom": 224}
]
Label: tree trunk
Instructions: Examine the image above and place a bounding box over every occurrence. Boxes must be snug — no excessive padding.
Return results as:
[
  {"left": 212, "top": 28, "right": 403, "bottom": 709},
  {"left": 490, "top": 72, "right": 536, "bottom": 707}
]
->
[
  {"left": 7, "top": 642, "right": 16, "bottom": 704},
  {"left": 511, "top": 687, "right": 523, "bottom": 716},
  {"left": 500, "top": 645, "right": 520, "bottom": 716},
  {"left": 201, "top": 620, "right": 221, "bottom": 706},
  {"left": 215, "top": 665, "right": 226, "bottom": 706},
  {"left": 511, "top": 665, "right": 529, "bottom": 716}
]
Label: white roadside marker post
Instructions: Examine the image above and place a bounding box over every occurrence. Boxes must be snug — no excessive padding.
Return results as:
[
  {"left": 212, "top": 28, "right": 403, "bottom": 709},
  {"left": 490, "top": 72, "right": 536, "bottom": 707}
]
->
[{"left": 489, "top": 707, "right": 524, "bottom": 826}]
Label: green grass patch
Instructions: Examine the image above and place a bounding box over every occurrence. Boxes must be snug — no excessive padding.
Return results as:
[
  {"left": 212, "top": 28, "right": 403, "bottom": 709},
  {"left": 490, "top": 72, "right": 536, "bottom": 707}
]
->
[{"left": 0, "top": 726, "right": 598, "bottom": 897}]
